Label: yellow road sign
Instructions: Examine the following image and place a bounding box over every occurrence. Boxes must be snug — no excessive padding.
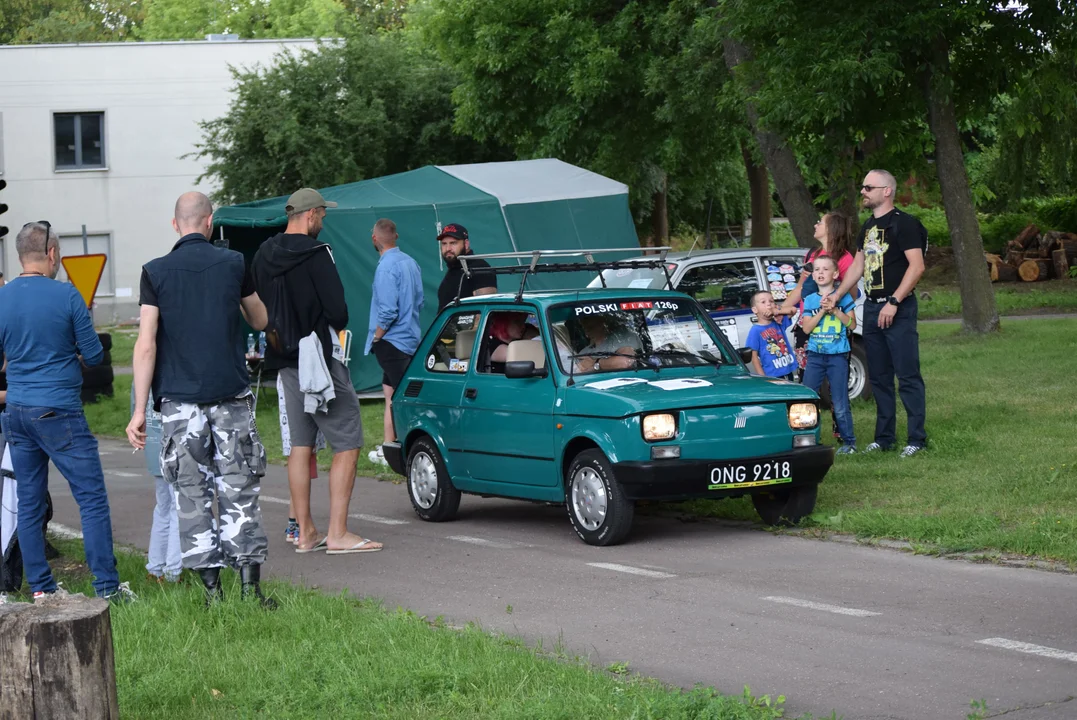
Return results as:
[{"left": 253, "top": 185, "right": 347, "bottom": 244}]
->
[{"left": 61, "top": 253, "right": 108, "bottom": 307}]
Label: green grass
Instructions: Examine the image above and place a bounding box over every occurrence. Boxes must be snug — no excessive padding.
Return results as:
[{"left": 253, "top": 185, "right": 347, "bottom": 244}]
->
[
  {"left": 673, "top": 319, "right": 1077, "bottom": 565},
  {"left": 917, "top": 280, "right": 1077, "bottom": 320},
  {"left": 12, "top": 540, "right": 807, "bottom": 720},
  {"left": 86, "top": 376, "right": 396, "bottom": 479},
  {"left": 103, "top": 327, "right": 137, "bottom": 366}
]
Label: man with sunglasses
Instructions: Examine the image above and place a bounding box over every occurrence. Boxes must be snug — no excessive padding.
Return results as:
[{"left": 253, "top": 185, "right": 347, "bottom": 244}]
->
[
  {"left": 0, "top": 221, "right": 132, "bottom": 602},
  {"left": 829, "top": 169, "right": 928, "bottom": 458}
]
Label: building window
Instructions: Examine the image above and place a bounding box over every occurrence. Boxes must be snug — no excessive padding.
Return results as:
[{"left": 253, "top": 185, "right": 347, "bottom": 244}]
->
[
  {"left": 59, "top": 233, "right": 114, "bottom": 295},
  {"left": 54, "top": 112, "right": 105, "bottom": 170}
]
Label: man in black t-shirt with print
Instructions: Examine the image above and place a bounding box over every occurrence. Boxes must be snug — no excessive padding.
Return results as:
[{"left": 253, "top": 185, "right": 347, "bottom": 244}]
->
[
  {"left": 436, "top": 223, "right": 498, "bottom": 311},
  {"left": 830, "top": 169, "right": 927, "bottom": 457}
]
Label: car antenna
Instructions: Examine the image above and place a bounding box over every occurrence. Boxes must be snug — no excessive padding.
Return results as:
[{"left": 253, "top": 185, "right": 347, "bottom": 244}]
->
[{"left": 685, "top": 237, "right": 700, "bottom": 259}]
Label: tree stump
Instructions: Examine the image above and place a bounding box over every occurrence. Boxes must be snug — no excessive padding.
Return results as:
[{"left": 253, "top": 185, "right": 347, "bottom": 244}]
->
[
  {"left": 0, "top": 597, "right": 119, "bottom": 719},
  {"left": 995, "top": 263, "right": 1018, "bottom": 283},
  {"left": 1054, "top": 249, "right": 1072, "bottom": 280},
  {"left": 1018, "top": 259, "right": 1050, "bottom": 282}
]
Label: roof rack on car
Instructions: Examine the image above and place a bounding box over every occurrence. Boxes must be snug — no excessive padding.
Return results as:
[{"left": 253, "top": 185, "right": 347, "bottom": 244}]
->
[{"left": 457, "top": 247, "right": 674, "bottom": 303}]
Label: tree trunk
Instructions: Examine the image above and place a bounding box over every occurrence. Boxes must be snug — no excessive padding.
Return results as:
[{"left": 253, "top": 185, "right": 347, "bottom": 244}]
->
[
  {"left": 921, "top": 35, "right": 999, "bottom": 333},
  {"left": 650, "top": 175, "right": 669, "bottom": 248},
  {"left": 722, "top": 37, "right": 817, "bottom": 248},
  {"left": 0, "top": 597, "right": 120, "bottom": 719},
  {"left": 741, "top": 140, "right": 771, "bottom": 247}
]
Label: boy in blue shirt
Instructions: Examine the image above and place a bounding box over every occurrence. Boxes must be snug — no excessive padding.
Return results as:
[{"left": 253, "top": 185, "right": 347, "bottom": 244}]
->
[
  {"left": 800, "top": 255, "right": 857, "bottom": 454},
  {"left": 746, "top": 291, "right": 796, "bottom": 380}
]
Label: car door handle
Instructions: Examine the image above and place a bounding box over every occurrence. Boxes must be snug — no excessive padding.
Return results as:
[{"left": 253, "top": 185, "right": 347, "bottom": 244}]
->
[{"left": 465, "top": 388, "right": 477, "bottom": 399}]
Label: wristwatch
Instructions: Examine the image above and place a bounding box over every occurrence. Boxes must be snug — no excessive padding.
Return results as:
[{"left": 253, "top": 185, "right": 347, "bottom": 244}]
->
[
  {"left": 886, "top": 296, "right": 900, "bottom": 307},
  {"left": 593, "top": 359, "right": 602, "bottom": 371}
]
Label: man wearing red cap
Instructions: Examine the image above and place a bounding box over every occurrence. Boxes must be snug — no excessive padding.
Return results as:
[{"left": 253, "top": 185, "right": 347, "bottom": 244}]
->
[{"left": 436, "top": 223, "right": 497, "bottom": 312}]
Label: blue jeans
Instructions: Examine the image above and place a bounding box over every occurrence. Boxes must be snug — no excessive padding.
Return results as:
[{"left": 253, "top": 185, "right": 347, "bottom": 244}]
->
[
  {"left": 1, "top": 404, "right": 119, "bottom": 596},
  {"left": 863, "top": 297, "right": 927, "bottom": 447},
  {"left": 803, "top": 352, "right": 855, "bottom": 446},
  {"left": 147, "top": 475, "right": 182, "bottom": 579}
]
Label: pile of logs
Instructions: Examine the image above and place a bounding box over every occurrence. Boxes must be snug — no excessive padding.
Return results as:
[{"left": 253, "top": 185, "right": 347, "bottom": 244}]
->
[{"left": 985, "top": 225, "right": 1077, "bottom": 282}]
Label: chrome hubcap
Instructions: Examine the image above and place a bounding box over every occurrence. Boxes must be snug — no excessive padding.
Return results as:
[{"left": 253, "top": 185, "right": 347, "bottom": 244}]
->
[
  {"left": 571, "top": 467, "right": 607, "bottom": 531},
  {"left": 848, "top": 354, "right": 866, "bottom": 400},
  {"left": 409, "top": 452, "right": 438, "bottom": 509}
]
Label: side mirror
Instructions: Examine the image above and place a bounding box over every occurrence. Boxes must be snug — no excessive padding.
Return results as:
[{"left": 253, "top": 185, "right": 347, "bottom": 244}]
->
[
  {"left": 736, "top": 347, "right": 754, "bottom": 365},
  {"left": 505, "top": 360, "right": 547, "bottom": 379}
]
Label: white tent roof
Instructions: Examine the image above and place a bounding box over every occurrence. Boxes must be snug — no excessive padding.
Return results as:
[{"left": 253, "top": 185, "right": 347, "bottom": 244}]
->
[{"left": 437, "top": 158, "right": 628, "bottom": 206}]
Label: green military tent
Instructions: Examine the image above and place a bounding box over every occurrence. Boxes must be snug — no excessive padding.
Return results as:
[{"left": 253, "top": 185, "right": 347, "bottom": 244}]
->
[{"left": 213, "top": 159, "right": 640, "bottom": 393}]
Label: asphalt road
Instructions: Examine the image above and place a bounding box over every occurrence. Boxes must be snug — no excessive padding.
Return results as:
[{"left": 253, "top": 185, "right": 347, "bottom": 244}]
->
[{"left": 46, "top": 438, "right": 1077, "bottom": 720}]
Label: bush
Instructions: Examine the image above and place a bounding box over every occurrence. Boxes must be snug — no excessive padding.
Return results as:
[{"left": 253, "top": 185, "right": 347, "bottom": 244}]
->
[
  {"left": 902, "top": 205, "right": 951, "bottom": 247},
  {"left": 770, "top": 221, "right": 798, "bottom": 248},
  {"left": 979, "top": 212, "right": 1037, "bottom": 253},
  {"left": 1023, "top": 195, "right": 1077, "bottom": 232}
]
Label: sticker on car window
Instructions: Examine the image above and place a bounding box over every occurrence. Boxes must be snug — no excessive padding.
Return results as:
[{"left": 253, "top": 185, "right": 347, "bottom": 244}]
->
[
  {"left": 628, "top": 278, "right": 653, "bottom": 289},
  {"left": 426, "top": 355, "right": 436, "bottom": 369},
  {"left": 574, "top": 303, "right": 622, "bottom": 315},
  {"left": 448, "top": 359, "right": 468, "bottom": 372}
]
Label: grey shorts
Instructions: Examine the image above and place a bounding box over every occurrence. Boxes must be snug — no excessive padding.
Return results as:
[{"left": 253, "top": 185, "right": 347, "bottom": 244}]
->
[{"left": 278, "top": 360, "right": 363, "bottom": 452}]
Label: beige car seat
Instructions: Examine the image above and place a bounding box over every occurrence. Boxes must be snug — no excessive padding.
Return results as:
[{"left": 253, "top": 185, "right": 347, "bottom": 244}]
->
[{"left": 506, "top": 339, "right": 546, "bottom": 369}]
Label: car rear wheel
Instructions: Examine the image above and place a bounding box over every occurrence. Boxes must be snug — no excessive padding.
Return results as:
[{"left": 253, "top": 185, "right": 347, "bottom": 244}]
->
[
  {"left": 751, "top": 483, "right": 818, "bottom": 527},
  {"left": 565, "top": 449, "right": 634, "bottom": 546},
  {"left": 847, "top": 341, "right": 871, "bottom": 401},
  {"left": 406, "top": 437, "right": 460, "bottom": 522}
]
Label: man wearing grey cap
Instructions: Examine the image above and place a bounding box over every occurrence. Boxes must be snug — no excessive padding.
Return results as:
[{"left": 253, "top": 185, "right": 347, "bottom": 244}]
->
[{"left": 252, "top": 188, "right": 382, "bottom": 556}]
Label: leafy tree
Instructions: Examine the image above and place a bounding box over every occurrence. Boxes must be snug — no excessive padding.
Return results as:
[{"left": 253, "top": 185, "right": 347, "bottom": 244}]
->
[
  {"left": 2, "top": 0, "right": 143, "bottom": 43},
  {"left": 417, "top": 0, "right": 754, "bottom": 245},
  {"left": 718, "top": 0, "right": 1076, "bottom": 333},
  {"left": 140, "top": 0, "right": 349, "bottom": 40},
  {"left": 192, "top": 29, "right": 509, "bottom": 204}
]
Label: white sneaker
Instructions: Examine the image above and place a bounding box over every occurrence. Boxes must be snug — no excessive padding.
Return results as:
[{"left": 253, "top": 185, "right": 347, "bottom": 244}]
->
[{"left": 367, "top": 446, "right": 388, "bottom": 466}]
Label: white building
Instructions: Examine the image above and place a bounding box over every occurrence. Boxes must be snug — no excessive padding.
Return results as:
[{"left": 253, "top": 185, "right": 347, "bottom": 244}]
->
[{"left": 0, "top": 38, "right": 319, "bottom": 323}]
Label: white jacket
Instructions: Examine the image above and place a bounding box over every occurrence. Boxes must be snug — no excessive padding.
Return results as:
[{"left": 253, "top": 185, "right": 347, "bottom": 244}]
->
[{"left": 298, "top": 331, "right": 335, "bottom": 414}]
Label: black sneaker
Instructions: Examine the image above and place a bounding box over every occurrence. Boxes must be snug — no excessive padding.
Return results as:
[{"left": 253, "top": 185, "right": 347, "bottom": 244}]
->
[
  {"left": 863, "top": 442, "right": 893, "bottom": 453},
  {"left": 101, "top": 582, "right": 139, "bottom": 605}
]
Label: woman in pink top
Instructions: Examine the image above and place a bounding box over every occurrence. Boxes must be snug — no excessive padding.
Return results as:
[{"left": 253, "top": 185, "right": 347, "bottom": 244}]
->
[{"left": 780, "top": 212, "right": 858, "bottom": 373}]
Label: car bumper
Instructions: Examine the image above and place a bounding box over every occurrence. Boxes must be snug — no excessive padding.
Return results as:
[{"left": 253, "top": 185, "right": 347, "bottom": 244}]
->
[
  {"left": 382, "top": 441, "right": 405, "bottom": 476},
  {"left": 612, "top": 446, "right": 833, "bottom": 501}
]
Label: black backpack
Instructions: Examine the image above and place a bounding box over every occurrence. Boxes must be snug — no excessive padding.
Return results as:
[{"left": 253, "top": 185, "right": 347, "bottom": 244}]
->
[{"left": 263, "top": 272, "right": 304, "bottom": 357}]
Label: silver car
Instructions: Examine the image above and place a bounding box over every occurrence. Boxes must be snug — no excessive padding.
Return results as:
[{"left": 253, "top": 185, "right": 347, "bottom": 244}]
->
[{"left": 588, "top": 247, "right": 870, "bottom": 401}]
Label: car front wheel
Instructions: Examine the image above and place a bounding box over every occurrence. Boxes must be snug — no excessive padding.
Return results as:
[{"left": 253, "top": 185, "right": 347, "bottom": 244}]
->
[
  {"left": 565, "top": 449, "right": 634, "bottom": 546},
  {"left": 406, "top": 437, "right": 461, "bottom": 522},
  {"left": 751, "top": 483, "right": 818, "bottom": 527}
]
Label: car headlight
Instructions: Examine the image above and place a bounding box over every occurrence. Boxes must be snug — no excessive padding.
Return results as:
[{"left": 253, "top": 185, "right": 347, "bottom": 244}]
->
[
  {"left": 642, "top": 413, "right": 677, "bottom": 441},
  {"left": 788, "top": 403, "right": 818, "bottom": 429}
]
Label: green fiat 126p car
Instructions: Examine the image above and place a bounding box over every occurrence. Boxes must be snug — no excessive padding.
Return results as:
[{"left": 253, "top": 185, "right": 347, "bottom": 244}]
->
[{"left": 381, "top": 250, "right": 834, "bottom": 546}]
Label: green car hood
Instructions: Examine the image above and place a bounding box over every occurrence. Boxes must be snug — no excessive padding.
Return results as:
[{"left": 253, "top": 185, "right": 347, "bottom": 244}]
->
[{"left": 561, "top": 371, "right": 818, "bottom": 418}]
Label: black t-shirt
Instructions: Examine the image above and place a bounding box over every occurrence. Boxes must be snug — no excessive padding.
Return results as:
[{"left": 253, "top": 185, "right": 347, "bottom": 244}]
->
[
  {"left": 139, "top": 234, "right": 255, "bottom": 406},
  {"left": 437, "top": 254, "right": 497, "bottom": 311},
  {"left": 858, "top": 209, "right": 928, "bottom": 298}
]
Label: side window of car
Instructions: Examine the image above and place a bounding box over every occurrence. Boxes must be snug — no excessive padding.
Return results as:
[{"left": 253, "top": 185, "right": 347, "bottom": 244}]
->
[
  {"left": 677, "top": 260, "right": 759, "bottom": 312},
  {"left": 760, "top": 255, "right": 804, "bottom": 302},
  {"left": 476, "top": 310, "right": 545, "bottom": 374},
  {"left": 424, "top": 312, "right": 481, "bottom": 374}
]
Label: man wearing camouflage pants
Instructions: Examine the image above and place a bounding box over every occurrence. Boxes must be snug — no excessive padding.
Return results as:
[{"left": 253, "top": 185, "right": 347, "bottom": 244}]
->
[{"left": 126, "top": 191, "right": 275, "bottom": 608}]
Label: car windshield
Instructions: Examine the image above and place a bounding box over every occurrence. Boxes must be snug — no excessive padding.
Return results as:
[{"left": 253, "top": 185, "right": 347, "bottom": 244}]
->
[
  {"left": 547, "top": 298, "right": 736, "bottom": 375},
  {"left": 587, "top": 265, "right": 672, "bottom": 291}
]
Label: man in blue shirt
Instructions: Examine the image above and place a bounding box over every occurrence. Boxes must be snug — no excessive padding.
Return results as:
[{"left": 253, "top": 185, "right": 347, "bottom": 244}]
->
[
  {"left": 0, "top": 221, "right": 128, "bottom": 602},
  {"left": 365, "top": 218, "right": 423, "bottom": 465}
]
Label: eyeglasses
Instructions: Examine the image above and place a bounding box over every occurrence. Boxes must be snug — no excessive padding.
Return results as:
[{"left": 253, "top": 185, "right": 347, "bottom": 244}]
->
[{"left": 861, "top": 185, "right": 884, "bottom": 192}]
